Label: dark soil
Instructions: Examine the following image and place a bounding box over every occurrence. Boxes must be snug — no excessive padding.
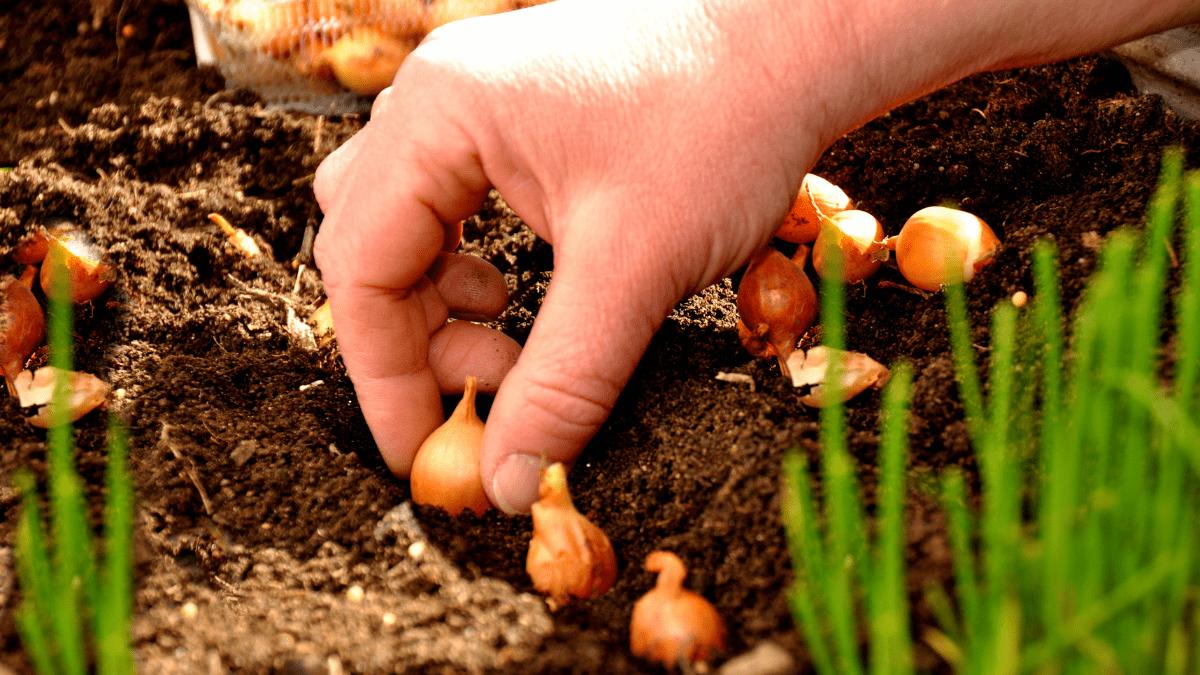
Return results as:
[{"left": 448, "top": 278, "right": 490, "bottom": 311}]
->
[{"left": 1, "top": 1, "right": 1198, "bottom": 673}]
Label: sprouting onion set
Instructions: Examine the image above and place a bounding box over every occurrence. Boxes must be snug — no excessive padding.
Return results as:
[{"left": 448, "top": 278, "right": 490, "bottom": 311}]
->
[{"left": 737, "top": 174, "right": 1001, "bottom": 403}]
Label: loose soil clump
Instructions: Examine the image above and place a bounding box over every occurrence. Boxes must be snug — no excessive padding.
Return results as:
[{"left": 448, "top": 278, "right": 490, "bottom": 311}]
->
[{"left": 1, "top": 1, "right": 1199, "bottom": 673}]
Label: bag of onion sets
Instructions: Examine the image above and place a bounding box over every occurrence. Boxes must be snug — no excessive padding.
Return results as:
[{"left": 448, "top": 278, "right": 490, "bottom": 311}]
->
[{"left": 186, "top": 0, "right": 534, "bottom": 114}]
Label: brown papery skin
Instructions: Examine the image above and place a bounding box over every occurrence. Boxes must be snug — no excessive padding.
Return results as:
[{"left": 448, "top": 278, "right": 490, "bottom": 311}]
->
[
  {"left": 736, "top": 247, "right": 818, "bottom": 377},
  {"left": 774, "top": 174, "right": 853, "bottom": 244},
  {"left": 409, "top": 375, "right": 491, "bottom": 515},
  {"left": 0, "top": 274, "right": 46, "bottom": 395},
  {"left": 812, "top": 210, "right": 885, "bottom": 283},
  {"left": 630, "top": 551, "right": 727, "bottom": 667},
  {"left": 526, "top": 462, "right": 617, "bottom": 605},
  {"left": 39, "top": 236, "right": 114, "bottom": 304}
]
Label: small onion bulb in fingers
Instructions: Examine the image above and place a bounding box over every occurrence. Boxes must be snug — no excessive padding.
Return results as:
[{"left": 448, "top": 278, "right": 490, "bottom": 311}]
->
[{"left": 409, "top": 375, "right": 491, "bottom": 515}]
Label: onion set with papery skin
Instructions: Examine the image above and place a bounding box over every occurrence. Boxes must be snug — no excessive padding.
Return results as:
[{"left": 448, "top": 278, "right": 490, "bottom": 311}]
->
[
  {"left": 409, "top": 375, "right": 491, "bottom": 516},
  {"left": 526, "top": 462, "right": 617, "bottom": 606},
  {"left": 883, "top": 206, "right": 1000, "bottom": 291},
  {"left": 630, "top": 551, "right": 726, "bottom": 667},
  {"left": 0, "top": 274, "right": 46, "bottom": 395},
  {"left": 774, "top": 174, "right": 853, "bottom": 245},
  {"left": 736, "top": 247, "right": 818, "bottom": 377},
  {"left": 812, "top": 209, "right": 886, "bottom": 283}
]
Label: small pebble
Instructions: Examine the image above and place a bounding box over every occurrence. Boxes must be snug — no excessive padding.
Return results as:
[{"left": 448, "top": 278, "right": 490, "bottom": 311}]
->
[
  {"left": 346, "top": 585, "right": 364, "bottom": 602},
  {"left": 181, "top": 602, "right": 198, "bottom": 619},
  {"left": 1011, "top": 290, "right": 1028, "bottom": 307},
  {"left": 381, "top": 612, "right": 397, "bottom": 627},
  {"left": 407, "top": 541, "right": 425, "bottom": 559}
]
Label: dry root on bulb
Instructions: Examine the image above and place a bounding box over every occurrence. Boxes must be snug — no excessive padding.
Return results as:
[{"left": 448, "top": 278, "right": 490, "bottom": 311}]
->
[
  {"left": 736, "top": 247, "right": 818, "bottom": 377},
  {"left": 630, "top": 551, "right": 727, "bottom": 667},
  {"left": 785, "top": 346, "right": 890, "bottom": 407},
  {"left": 774, "top": 174, "right": 853, "bottom": 245},
  {"left": 409, "top": 375, "right": 491, "bottom": 516},
  {"left": 883, "top": 206, "right": 1000, "bottom": 292},
  {"left": 812, "top": 210, "right": 886, "bottom": 283},
  {"left": 526, "top": 462, "right": 617, "bottom": 606},
  {"left": 0, "top": 274, "right": 46, "bottom": 395},
  {"left": 14, "top": 366, "right": 111, "bottom": 428}
]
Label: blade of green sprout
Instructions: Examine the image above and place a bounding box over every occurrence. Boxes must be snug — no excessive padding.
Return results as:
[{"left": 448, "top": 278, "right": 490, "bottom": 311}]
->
[
  {"left": 944, "top": 280, "right": 986, "bottom": 447},
  {"left": 1032, "top": 240, "right": 1073, "bottom": 646},
  {"left": 1078, "top": 233, "right": 1136, "bottom": 615},
  {"left": 979, "top": 304, "right": 1017, "bottom": 675},
  {"left": 1113, "top": 153, "right": 1181, "bottom": 659},
  {"left": 13, "top": 469, "right": 61, "bottom": 675},
  {"left": 818, "top": 231, "right": 868, "bottom": 675},
  {"left": 1178, "top": 171, "right": 1200, "bottom": 413},
  {"left": 45, "top": 254, "right": 93, "bottom": 675},
  {"left": 870, "top": 362, "right": 914, "bottom": 675},
  {"left": 782, "top": 450, "right": 838, "bottom": 675},
  {"left": 942, "top": 469, "right": 980, "bottom": 674},
  {"left": 95, "top": 419, "right": 135, "bottom": 675}
]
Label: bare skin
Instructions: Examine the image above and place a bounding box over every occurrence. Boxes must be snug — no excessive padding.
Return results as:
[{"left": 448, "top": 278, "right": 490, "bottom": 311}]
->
[{"left": 314, "top": 0, "right": 1200, "bottom": 513}]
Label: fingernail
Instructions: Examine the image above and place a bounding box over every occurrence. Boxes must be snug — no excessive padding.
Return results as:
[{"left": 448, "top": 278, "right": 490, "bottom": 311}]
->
[{"left": 491, "top": 453, "right": 543, "bottom": 515}]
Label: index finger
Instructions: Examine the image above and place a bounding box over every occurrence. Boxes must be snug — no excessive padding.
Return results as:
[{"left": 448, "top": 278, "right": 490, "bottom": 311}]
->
[{"left": 313, "top": 75, "right": 493, "bottom": 476}]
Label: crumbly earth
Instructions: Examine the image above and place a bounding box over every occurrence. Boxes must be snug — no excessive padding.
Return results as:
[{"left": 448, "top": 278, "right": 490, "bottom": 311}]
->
[{"left": 1, "top": 1, "right": 1198, "bottom": 673}]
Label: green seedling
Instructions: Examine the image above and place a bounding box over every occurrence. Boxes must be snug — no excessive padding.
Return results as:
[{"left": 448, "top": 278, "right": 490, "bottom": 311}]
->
[
  {"left": 12, "top": 255, "right": 135, "bottom": 675},
  {"left": 784, "top": 148, "right": 1200, "bottom": 674}
]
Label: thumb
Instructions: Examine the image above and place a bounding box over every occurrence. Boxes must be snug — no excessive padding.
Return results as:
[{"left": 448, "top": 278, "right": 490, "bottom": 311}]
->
[{"left": 480, "top": 199, "right": 681, "bottom": 513}]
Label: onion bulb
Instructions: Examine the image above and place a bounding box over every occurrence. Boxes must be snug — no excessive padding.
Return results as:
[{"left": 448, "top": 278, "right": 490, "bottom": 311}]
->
[
  {"left": 630, "top": 551, "right": 726, "bottom": 667},
  {"left": 774, "top": 174, "right": 853, "bottom": 244},
  {"left": 1, "top": 274, "right": 45, "bottom": 395},
  {"left": 736, "top": 247, "right": 818, "bottom": 377},
  {"left": 310, "top": 28, "right": 414, "bottom": 96},
  {"left": 812, "top": 210, "right": 886, "bottom": 283},
  {"left": 884, "top": 206, "right": 1000, "bottom": 291},
  {"left": 526, "top": 462, "right": 618, "bottom": 606},
  {"left": 39, "top": 229, "right": 114, "bottom": 304},
  {"left": 409, "top": 375, "right": 490, "bottom": 516}
]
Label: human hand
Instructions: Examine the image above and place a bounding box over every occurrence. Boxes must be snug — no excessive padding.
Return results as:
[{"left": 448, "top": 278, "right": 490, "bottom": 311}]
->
[
  {"left": 313, "top": 0, "right": 855, "bottom": 512},
  {"left": 314, "top": 0, "right": 1200, "bottom": 513}
]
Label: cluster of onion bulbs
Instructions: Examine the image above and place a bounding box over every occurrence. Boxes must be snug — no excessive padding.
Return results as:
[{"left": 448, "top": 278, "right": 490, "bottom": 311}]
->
[
  {"left": 2, "top": 223, "right": 115, "bottom": 426},
  {"left": 737, "top": 173, "right": 1000, "bottom": 376},
  {"left": 196, "top": 0, "right": 554, "bottom": 96},
  {"left": 409, "top": 378, "right": 726, "bottom": 667}
]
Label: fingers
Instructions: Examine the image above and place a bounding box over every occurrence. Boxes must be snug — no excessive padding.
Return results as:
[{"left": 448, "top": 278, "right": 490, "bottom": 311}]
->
[
  {"left": 428, "top": 321, "right": 522, "bottom": 393},
  {"left": 427, "top": 252, "right": 510, "bottom": 321},
  {"left": 480, "top": 204, "right": 678, "bottom": 513},
  {"left": 313, "top": 72, "right": 494, "bottom": 478}
]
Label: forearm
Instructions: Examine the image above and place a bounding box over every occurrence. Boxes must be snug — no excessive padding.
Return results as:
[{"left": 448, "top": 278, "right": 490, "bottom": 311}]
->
[{"left": 706, "top": 0, "right": 1200, "bottom": 156}]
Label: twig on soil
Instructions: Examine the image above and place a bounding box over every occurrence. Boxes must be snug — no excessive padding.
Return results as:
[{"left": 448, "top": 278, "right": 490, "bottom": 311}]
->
[
  {"left": 877, "top": 279, "right": 933, "bottom": 298},
  {"left": 159, "top": 423, "right": 214, "bottom": 516},
  {"left": 313, "top": 115, "right": 325, "bottom": 155},
  {"left": 226, "top": 274, "right": 298, "bottom": 310},
  {"left": 293, "top": 264, "right": 306, "bottom": 295}
]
